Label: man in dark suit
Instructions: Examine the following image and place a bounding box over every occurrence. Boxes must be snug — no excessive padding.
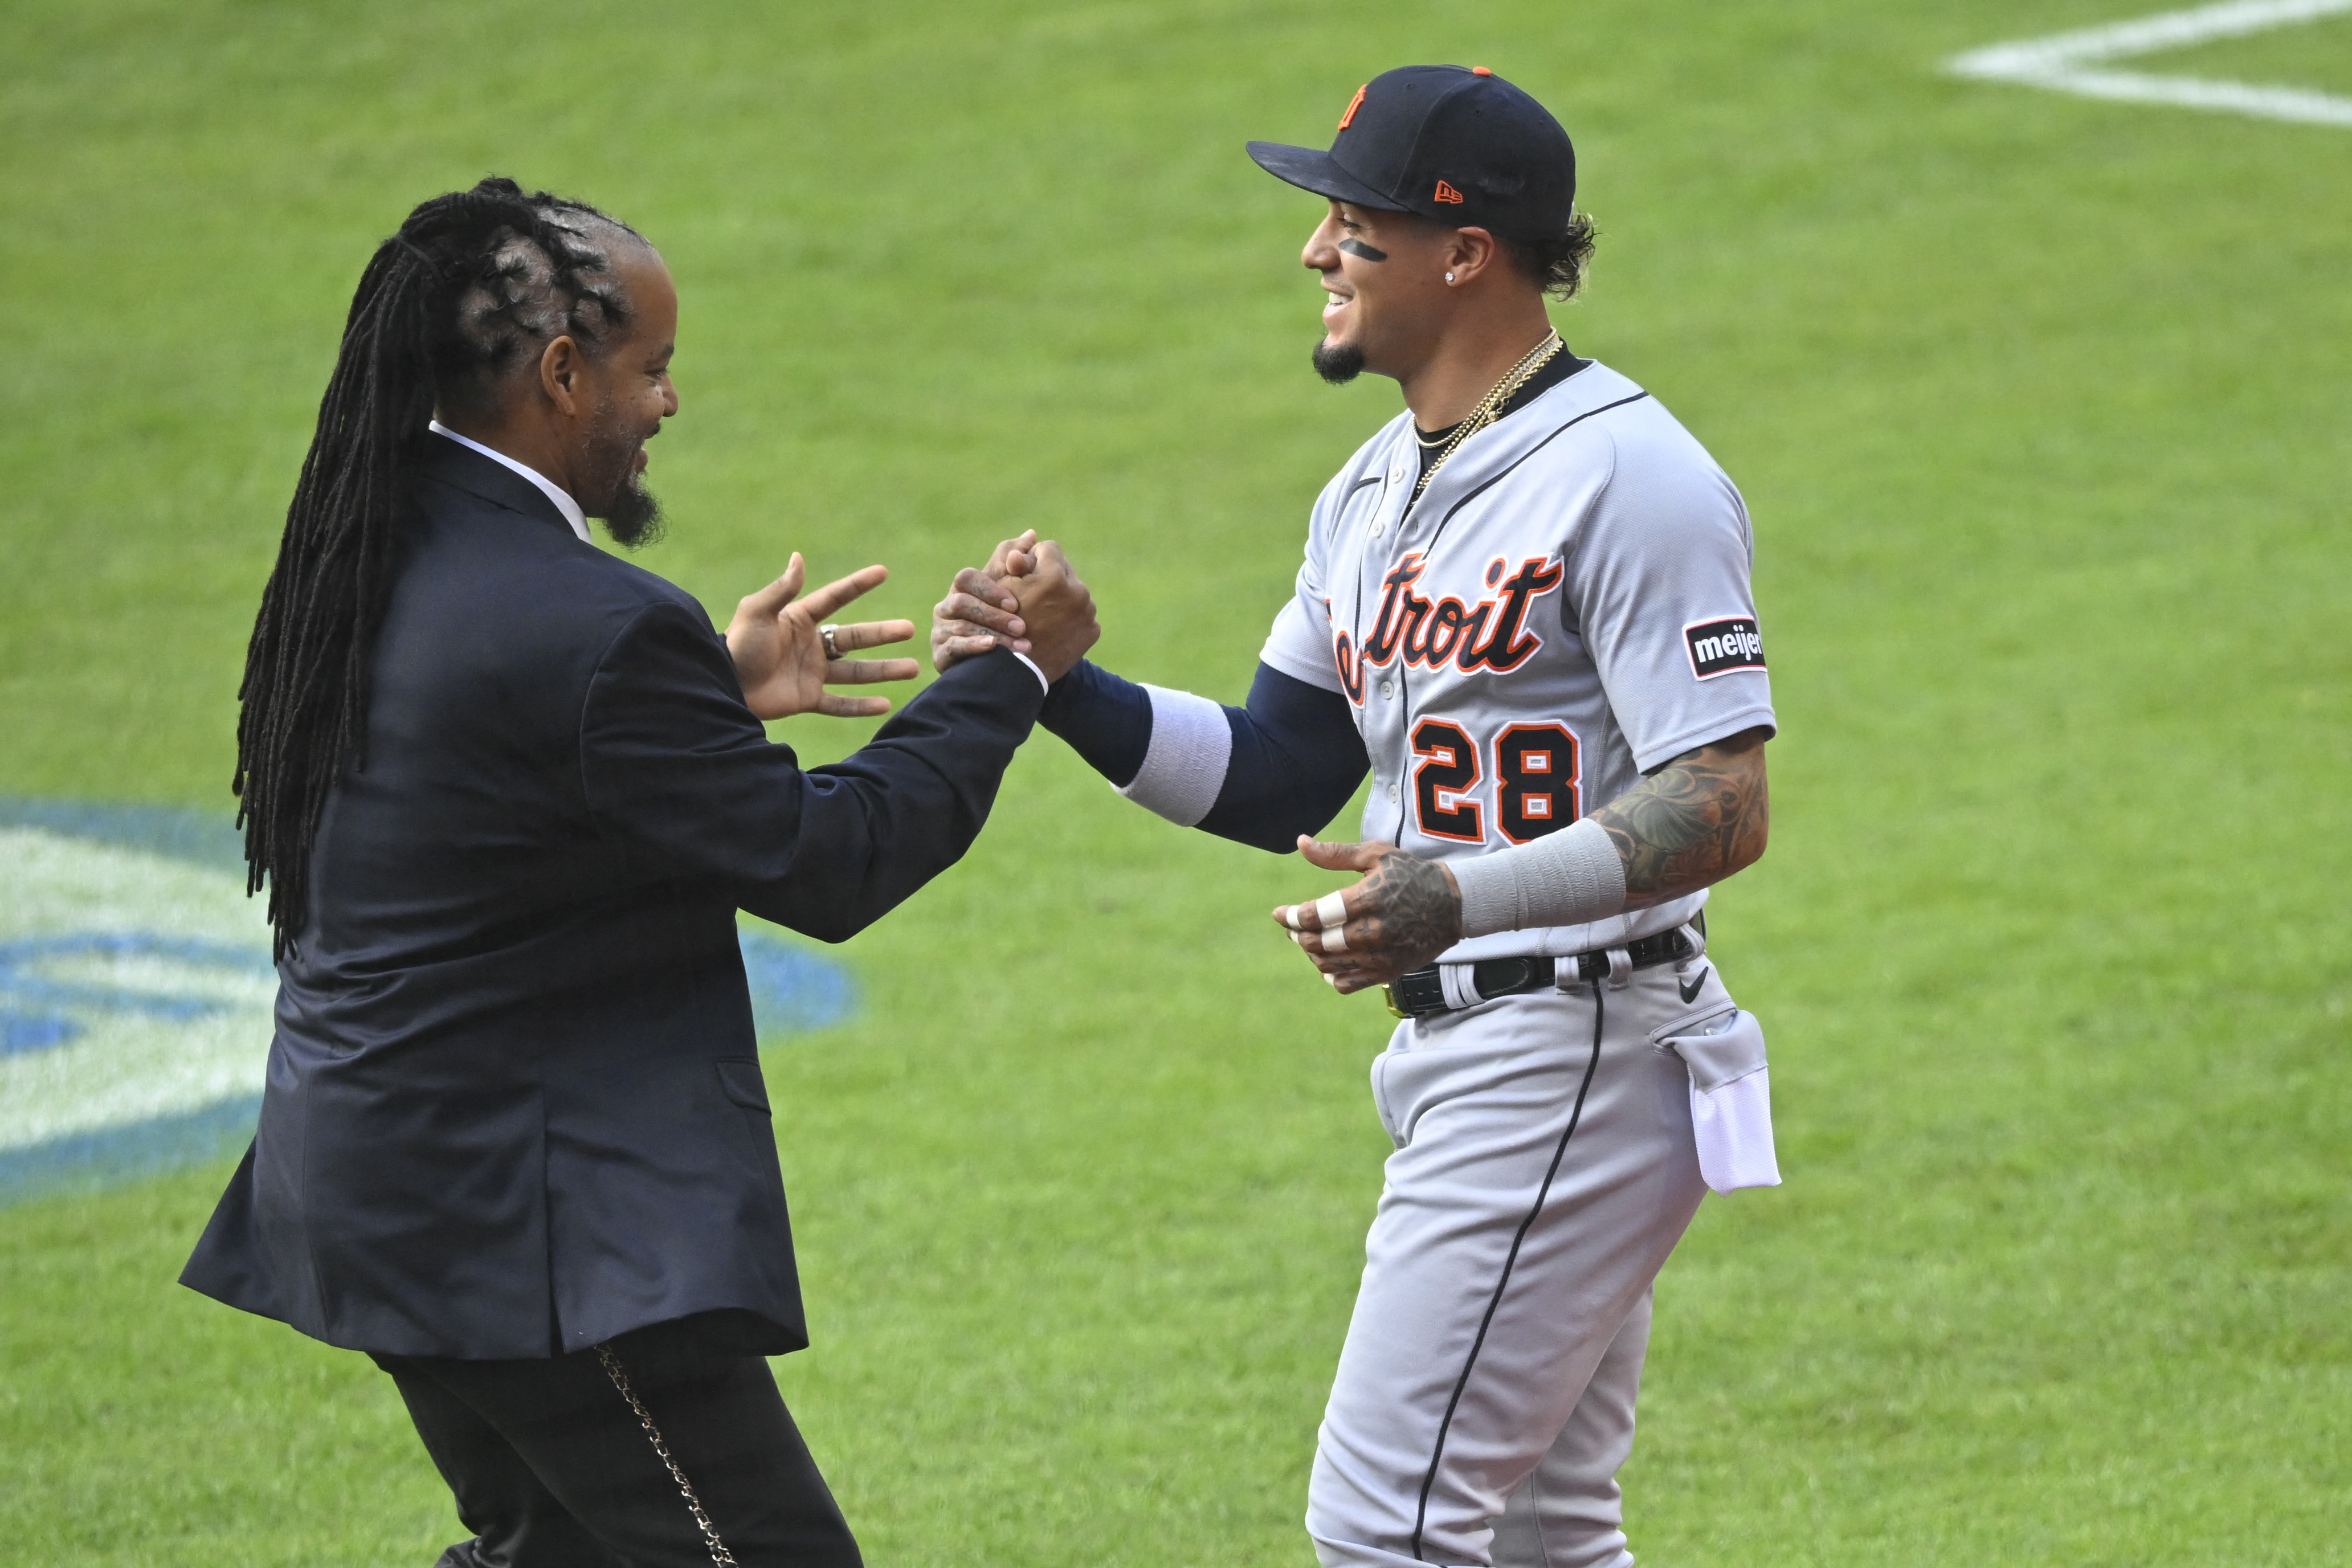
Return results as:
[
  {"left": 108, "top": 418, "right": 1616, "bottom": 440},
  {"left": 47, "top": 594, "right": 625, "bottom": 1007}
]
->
[{"left": 181, "top": 178, "right": 1095, "bottom": 1567}]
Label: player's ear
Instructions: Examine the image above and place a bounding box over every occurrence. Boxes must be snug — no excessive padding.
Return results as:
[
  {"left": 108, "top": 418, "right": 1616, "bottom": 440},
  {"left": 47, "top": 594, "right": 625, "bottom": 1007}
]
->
[{"left": 1448, "top": 227, "right": 1501, "bottom": 286}]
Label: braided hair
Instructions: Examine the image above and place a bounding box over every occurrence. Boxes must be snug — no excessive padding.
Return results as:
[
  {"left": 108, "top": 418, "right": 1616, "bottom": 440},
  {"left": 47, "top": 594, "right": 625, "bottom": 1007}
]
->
[{"left": 235, "top": 176, "right": 643, "bottom": 958}]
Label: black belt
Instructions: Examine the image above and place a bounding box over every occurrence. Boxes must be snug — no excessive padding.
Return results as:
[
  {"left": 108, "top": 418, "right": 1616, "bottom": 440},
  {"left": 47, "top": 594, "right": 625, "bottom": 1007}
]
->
[{"left": 1385, "top": 927, "right": 1696, "bottom": 1020}]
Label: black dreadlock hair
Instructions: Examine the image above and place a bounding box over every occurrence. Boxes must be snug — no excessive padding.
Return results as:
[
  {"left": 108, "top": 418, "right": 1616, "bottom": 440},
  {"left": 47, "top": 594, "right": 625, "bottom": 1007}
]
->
[{"left": 235, "top": 175, "right": 644, "bottom": 959}]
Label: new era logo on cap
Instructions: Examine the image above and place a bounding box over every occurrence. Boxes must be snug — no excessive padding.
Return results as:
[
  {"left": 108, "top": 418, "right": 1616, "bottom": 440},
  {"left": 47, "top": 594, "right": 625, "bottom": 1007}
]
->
[
  {"left": 1434, "top": 179, "right": 1464, "bottom": 204},
  {"left": 1684, "top": 616, "right": 1765, "bottom": 679}
]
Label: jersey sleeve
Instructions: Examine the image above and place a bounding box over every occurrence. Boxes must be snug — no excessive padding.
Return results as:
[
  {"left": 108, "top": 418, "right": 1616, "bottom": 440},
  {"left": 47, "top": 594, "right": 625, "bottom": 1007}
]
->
[
  {"left": 1260, "top": 593, "right": 1341, "bottom": 693},
  {"left": 1569, "top": 423, "right": 1777, "bottom": 773},
  {"left": 1256, "top": 471, "right": 1352, "bottom": 695}
]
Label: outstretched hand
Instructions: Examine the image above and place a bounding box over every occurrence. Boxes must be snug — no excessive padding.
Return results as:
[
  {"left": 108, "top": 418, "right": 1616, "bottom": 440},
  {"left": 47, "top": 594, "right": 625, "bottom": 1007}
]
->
[
  {"left": 1272, "top": 837, "right": 1464, "bottom": 995},
  {"left": 725, "top": 553, "right": 920, "bottom": 720}
]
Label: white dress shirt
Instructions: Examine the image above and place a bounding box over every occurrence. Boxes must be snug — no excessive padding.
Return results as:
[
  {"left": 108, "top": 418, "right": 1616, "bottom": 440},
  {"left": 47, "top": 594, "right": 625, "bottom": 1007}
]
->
[{"left": 428, "top": 420, "right": 591, "bottom": 544}]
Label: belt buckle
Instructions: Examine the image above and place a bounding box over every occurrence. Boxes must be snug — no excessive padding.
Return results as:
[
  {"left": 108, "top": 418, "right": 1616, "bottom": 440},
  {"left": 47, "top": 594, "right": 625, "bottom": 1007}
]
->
[{"left": 1381, "top": 983, "right": 1405, "bottom": 1020}]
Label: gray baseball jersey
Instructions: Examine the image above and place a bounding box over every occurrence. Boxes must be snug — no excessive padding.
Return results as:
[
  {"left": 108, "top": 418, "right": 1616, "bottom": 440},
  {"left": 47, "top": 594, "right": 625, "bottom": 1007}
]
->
[{"left": 1257, "top": 360, "right": 1775, "bottom": 963}]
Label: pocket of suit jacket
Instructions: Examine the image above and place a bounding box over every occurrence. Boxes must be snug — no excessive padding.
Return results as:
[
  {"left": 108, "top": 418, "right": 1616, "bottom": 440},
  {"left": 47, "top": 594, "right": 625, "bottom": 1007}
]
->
[{"left": 715, "top": 1058, "right": 771, "bottom": 1116}]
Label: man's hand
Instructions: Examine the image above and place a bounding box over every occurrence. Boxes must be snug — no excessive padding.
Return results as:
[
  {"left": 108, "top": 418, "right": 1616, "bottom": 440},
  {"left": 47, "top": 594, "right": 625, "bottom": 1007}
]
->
[
  {"left": 1272, "top": 838, "right": 1463, "bottom": 995},
  {"left": 932, "top": 529, "right": 1038, "bottom": 672},
  {"left": 725, "top": 554, "right": 920, "bottom": 720},
  {"left": 932, "top": 530, "right": 1099, "bottom": 682},
  {"left": 1007, "top": 541, "right": 1100, "bottom": 683}
]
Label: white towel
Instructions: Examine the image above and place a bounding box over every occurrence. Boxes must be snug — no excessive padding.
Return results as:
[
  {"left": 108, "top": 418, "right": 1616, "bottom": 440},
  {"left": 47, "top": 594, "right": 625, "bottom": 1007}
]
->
[{"left": 1660, "top": 1007, "right": 1782, "bottom": 1193}]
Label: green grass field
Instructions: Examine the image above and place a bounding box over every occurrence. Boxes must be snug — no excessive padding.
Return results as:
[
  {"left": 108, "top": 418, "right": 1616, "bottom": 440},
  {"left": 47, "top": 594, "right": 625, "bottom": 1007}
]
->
[{"left": 3, "top": 1, "right": 2348, "bottom": 1563}]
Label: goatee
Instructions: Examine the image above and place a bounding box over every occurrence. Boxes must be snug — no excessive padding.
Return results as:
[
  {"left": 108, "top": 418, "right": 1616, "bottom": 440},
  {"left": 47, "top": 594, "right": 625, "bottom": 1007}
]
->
[
  {"left": 1312, "top": 338, "right": 1366, "bottom": 385},
  {"left": 603, "top": 479, "right": 665, "bottom": 549}
]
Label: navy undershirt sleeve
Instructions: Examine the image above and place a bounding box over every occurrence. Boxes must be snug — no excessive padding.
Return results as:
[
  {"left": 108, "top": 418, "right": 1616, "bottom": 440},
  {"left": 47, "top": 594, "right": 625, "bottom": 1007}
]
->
[
  {"left": 1035, "top": 658, "right": 1153, "bottom": 786},
  {"left": 1197, "top": 663, "right": 1369, "bottom": 851},
  {"left": 1037, "top": 660, "right": 1369, "bottom": 854}
]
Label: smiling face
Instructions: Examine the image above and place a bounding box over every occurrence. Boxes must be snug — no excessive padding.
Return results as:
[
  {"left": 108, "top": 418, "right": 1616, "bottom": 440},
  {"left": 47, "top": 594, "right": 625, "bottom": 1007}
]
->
[
  {"left": 568, "top": 248, "right": 679, "bottom": 544},
  {"left": 1305, "top": 199, "right": 1454, "bottom": 383}
]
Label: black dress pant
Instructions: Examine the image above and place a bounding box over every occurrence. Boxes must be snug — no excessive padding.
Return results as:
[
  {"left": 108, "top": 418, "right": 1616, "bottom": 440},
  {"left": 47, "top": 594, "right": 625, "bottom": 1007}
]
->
[{"left": 373, "top": 1318, "right": 861, "bottom": 1568}]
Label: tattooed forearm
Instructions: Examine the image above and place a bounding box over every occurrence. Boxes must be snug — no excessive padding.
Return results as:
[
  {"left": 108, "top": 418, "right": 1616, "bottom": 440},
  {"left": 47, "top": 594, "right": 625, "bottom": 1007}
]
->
[
  {"left": 1359, "top": 851, "right": 1462, "bottom": 959},
  {"left": 1589, "top": 727, "right": 1770, "bottom": 907}
]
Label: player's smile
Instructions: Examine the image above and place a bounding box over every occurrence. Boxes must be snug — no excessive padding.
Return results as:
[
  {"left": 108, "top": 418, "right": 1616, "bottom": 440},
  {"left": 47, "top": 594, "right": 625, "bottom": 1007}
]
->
[{"left": 1306, "top": 199, "right": 1391, "bottom": 350}]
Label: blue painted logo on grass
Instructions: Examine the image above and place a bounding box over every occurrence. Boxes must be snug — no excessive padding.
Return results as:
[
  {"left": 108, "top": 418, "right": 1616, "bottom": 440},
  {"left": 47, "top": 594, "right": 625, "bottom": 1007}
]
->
[
  {"left": 2, "top": 933, "right": 273, "bottom": 1052},
  {"left": 0, "top": 799, "right": 855, "bottom": 1206}
]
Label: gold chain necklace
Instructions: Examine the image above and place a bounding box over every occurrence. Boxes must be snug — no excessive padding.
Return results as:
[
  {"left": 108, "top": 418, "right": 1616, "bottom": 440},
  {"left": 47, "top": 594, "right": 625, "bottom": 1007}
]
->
[{"left": 1411, "top": 329, "right": 1566, "bottom": 502}]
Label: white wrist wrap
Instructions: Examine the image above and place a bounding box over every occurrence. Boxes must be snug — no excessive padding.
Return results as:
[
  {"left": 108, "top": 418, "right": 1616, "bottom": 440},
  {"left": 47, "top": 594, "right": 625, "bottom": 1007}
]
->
[
  {"left": 1449, "top": 817, "right": 1627, "bottom": 938},
  {"left": 1116, "top": 685, "right": 1232, "bottom": 827}
]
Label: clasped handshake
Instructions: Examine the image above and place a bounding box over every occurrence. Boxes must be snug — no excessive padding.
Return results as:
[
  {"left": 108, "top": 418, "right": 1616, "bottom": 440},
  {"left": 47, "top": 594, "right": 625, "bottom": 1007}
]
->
[
  {"left": 717, "top": 530, "right": 1100, "bottom": 722},
  {"left": 725, "top": 533, "right": 1451, "bottom": 995}
]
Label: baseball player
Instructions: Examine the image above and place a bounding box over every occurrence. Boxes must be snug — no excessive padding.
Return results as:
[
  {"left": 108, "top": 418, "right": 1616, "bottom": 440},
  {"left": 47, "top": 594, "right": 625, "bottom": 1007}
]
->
[{"left": 937, "top": 67, "right": 1781, "bottom": 1568}]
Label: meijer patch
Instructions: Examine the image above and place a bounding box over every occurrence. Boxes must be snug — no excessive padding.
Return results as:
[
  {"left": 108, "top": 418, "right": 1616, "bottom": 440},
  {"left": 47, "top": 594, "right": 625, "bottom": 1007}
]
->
[{"left": 1684, "top": 616, "right": 1765, "bottom": 679}]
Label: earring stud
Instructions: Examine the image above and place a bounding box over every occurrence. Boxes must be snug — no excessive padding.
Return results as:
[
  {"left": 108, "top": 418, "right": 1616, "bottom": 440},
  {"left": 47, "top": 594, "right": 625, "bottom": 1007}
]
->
[{"left": 1446, "top": 272, "right": 1455, "bottom": 283}]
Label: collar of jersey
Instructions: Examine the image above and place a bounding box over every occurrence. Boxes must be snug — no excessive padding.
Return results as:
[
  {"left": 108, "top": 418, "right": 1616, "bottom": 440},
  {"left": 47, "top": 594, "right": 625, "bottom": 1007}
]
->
[{"left": 1388, "top": 359, "right": 1644, "bottom": 516}]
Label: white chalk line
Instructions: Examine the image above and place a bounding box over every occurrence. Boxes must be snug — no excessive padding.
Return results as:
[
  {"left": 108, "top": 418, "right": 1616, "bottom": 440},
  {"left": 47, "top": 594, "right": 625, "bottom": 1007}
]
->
[{"left": 1948, "top": 0, "right": 2352, "bottom": 127}]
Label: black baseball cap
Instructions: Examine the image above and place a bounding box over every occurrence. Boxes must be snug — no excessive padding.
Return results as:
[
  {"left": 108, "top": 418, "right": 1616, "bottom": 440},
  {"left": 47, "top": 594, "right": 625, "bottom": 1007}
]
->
[{"left": 1247, "top": 65, "right": 1576, "bottom": 240}]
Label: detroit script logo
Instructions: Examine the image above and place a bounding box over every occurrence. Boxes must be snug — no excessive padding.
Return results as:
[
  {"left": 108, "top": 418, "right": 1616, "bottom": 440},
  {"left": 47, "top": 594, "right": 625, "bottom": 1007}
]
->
[{"left": 1332, "top": 553, "right": 1565, "bottom": 704}]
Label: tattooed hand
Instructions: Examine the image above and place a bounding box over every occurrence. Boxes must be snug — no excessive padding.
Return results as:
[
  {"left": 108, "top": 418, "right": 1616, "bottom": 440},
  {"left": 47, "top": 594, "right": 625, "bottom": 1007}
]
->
[
  {"left": 1589, "top": 725, "right": 1771, "bottom": 908},
  {"left": 1272, "top": 838, "right": 1463, "bottom": 995}
]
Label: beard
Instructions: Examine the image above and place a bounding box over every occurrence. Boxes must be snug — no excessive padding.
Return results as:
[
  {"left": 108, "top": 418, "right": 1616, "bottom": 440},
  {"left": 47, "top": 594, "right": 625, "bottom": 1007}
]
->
[
  {"left": 579, "top": 403, "right": 667, "bottom": 549},
  {"left": 602, "top": 475, "right": 664, "bottom": 549},
  {"left": 1312, "top": 337, "right": 1366, "bottom": 385}
]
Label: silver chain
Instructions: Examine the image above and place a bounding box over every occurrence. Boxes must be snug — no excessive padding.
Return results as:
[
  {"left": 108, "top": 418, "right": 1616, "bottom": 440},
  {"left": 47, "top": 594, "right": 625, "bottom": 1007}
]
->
[{"left": 595, "top": 1343, "right": 739, "bottom": 1567}]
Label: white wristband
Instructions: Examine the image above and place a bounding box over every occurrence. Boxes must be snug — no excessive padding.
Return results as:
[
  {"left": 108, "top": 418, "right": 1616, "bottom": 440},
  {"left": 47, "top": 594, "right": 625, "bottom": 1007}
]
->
[
  {"left": 1448, "top": 817, "right": 1627, "bottom": 938},
  {"left": 1115, "top": 685, "right": 1232, "bottom": 827}
]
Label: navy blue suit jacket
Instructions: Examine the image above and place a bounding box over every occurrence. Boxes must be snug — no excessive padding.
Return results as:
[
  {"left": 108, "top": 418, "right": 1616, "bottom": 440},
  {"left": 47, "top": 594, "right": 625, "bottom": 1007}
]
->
[{"left": 182, "top": 436, "right": 1043, "bottom": 1359}]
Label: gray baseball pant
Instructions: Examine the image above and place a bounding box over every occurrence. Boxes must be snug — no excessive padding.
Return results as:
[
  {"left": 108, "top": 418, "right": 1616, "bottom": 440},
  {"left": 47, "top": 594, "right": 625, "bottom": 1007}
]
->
[{"left": 1306, "top": 959, "right": 1729, "bottom": 1568}]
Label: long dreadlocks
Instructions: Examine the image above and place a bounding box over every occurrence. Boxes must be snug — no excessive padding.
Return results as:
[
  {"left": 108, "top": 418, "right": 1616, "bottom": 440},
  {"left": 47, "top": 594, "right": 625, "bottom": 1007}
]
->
[{"left": 235, "top": 177, "right": 643, "bottom": 958}]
